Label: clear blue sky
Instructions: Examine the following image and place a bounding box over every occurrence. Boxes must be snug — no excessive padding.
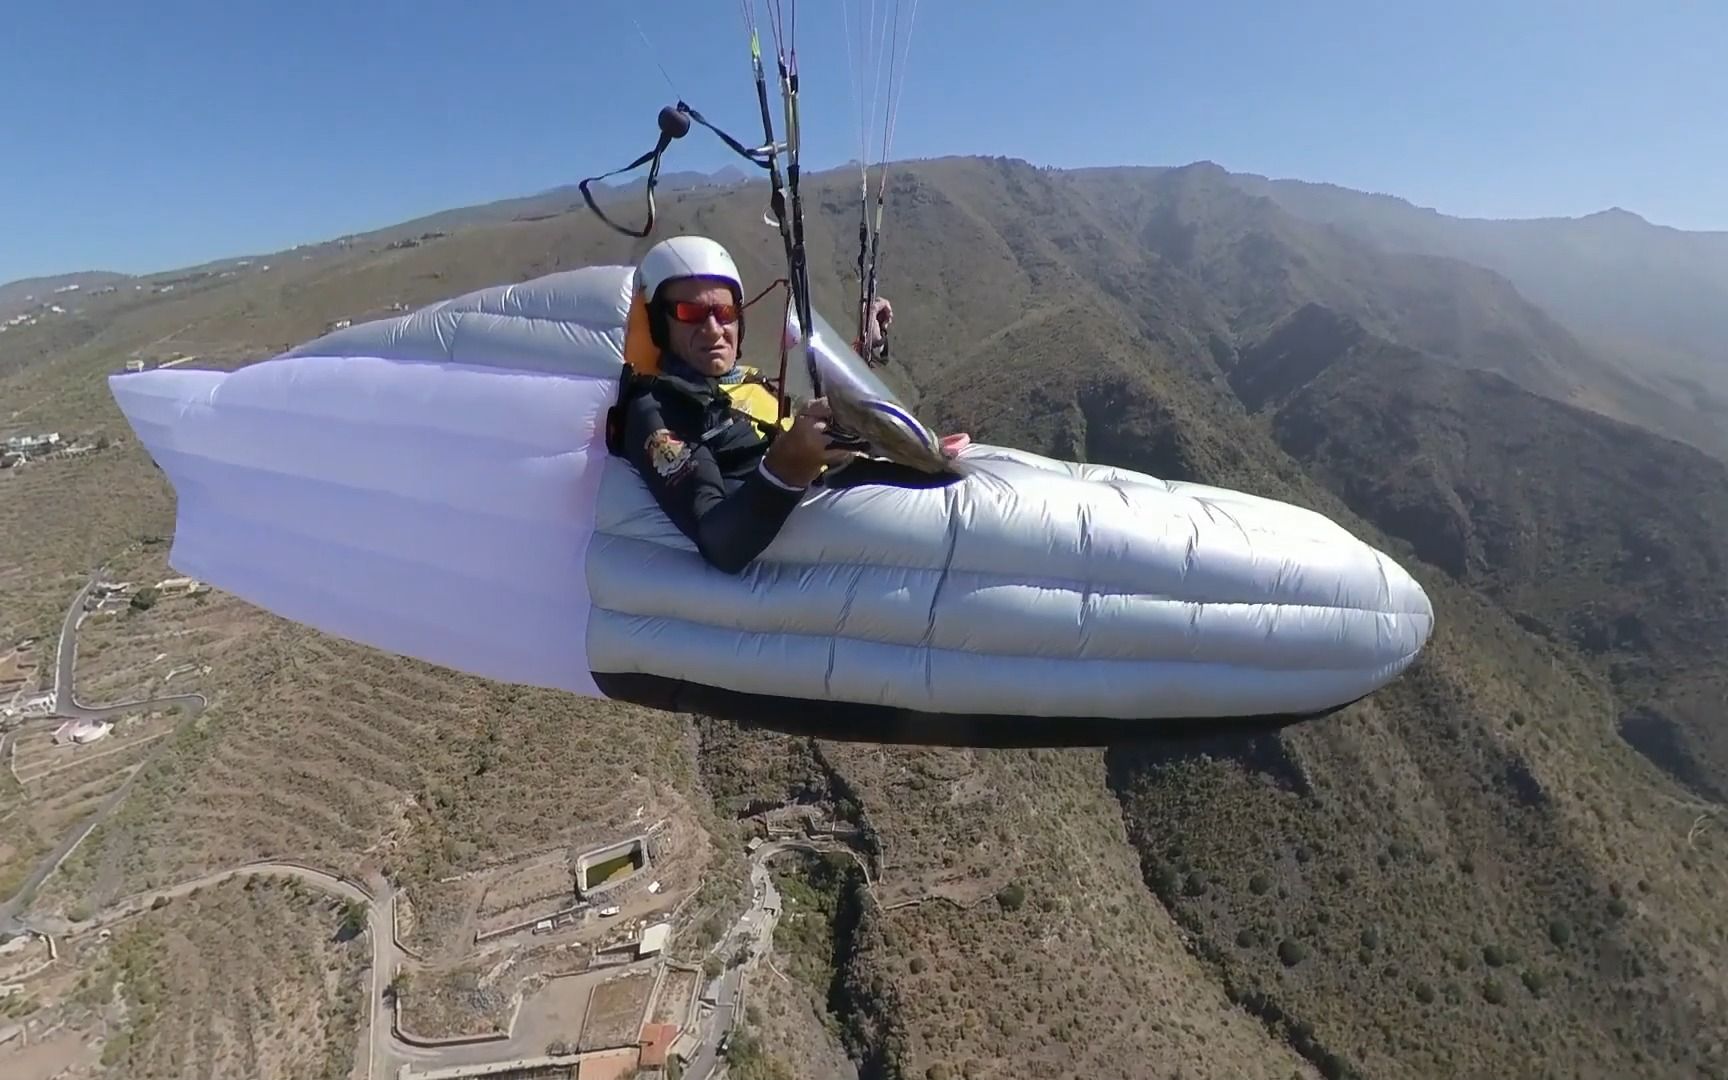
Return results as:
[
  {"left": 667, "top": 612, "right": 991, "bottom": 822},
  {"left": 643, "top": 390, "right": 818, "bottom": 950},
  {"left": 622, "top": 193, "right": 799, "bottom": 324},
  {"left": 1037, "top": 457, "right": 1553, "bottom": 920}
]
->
[{"left": 5, "top": 0, "right": 1723, "bottom": 283}]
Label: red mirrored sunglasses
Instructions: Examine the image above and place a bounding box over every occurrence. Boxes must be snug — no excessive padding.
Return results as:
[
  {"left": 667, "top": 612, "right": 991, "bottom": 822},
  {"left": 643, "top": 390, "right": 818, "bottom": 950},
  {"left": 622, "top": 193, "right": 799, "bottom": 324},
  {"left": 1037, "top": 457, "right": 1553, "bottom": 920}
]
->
[{"left": 667, "top": 300, "right": 741, "bottom": 326}]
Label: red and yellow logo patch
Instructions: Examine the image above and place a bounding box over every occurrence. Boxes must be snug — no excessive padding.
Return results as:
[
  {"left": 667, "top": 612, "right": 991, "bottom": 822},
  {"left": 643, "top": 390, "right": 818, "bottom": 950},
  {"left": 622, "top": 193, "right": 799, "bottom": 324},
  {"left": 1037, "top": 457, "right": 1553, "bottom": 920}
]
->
[{"left": 645, "top": 429, "right": 695, "bottom": 482}]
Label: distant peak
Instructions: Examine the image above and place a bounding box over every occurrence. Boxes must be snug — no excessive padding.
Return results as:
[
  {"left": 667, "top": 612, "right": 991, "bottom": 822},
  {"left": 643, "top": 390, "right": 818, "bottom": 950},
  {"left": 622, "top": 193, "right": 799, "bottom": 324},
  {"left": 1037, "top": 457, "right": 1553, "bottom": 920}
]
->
[
  {"left": 1173, "top": 160, "right": 1229, "bottom": 177},
  {"left": 1585, "top": 206, "right": 1649, "bottom": 225}
]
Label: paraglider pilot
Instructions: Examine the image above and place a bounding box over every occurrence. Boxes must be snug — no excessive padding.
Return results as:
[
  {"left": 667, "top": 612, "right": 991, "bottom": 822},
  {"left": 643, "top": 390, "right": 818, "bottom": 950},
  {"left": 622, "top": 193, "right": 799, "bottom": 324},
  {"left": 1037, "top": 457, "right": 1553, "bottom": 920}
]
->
[{"left": 613, "top": 236, "right": 965, "bottom": 574}]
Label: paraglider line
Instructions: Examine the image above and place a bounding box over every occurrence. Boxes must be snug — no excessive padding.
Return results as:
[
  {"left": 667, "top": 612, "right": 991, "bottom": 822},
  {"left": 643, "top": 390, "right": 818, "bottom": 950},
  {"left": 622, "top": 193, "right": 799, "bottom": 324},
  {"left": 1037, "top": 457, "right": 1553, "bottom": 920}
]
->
[{"left": 629, "top": 10, "right": 682, "bottom": 98}]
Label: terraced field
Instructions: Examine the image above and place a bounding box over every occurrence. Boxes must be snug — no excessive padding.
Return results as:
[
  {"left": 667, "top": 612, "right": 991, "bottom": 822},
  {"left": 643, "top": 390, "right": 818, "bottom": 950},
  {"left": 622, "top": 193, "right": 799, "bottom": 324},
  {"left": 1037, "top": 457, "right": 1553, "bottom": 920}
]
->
[
  {"left": 70, "top": 875, "right": 369, "bottom": 1080},
  {"left": 579, "top": 969, "right": 656, "bottom": 1052},
  {"left": 649, "top": 966, "right": 698, "bottom": 1027},
  {"left": 38, "top": 600, "right": 708, "bottom": 963},
  {"left": 70, "top": 570, "right": 240, "bottom": 707},
  {"left": 0, "top": 449, "right": 174, "bottom": 649},
  {"left": 0, "top": 643, "right": 38, "bottom": 700},
  {"left": 0, "top": 715, "right": 165, "bottom": 906},
  {"left": 400, "top": 956, "right": 517, "bottom": 1039}
]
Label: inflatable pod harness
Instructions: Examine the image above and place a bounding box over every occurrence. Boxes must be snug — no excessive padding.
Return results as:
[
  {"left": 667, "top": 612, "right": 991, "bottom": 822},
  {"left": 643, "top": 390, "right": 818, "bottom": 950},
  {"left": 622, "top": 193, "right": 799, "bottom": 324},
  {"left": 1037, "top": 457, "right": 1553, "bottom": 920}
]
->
[{"left": 106, "top": 265, "right": 1435, "bottom": 731}]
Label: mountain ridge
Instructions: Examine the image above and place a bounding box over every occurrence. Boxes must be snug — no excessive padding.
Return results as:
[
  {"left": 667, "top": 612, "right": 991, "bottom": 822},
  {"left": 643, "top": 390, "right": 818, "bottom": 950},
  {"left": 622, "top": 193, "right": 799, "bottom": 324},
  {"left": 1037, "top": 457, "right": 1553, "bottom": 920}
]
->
[
  {"left": 3, "top": 152, "right": 1726, "bottom": 1080},
  {"left": 1216, "top": 166, "right": 1728, "bottom": 438}
]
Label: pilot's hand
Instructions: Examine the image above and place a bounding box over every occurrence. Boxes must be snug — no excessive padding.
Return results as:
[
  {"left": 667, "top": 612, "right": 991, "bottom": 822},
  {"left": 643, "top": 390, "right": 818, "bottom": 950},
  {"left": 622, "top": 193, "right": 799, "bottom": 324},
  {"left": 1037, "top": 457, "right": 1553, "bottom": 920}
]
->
[
  {"left": 763, "top": 398, "right": 861, "bottom": 488},
  {"left": 939, "top": 432, "right": 971, "bottom": 458},
  {"left": 854, "top": 297, "right": 893, "bottom": 357}
]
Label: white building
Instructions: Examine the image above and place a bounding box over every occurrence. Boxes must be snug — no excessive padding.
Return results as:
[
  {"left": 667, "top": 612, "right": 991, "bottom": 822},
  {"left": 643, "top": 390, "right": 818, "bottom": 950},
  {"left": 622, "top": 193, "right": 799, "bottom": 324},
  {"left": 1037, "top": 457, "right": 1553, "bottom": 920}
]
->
[
  {"left": 4, "top": 433, "right": 61, "bottom": 454},
  {"left": 638, "top": 921, "right": 671, "bottom": 958},
  {"left": 53, "top": 719, "right": 110, "bottom": 745},
  {"left": 155, "top": 577, "right": 205, "bottom": 596}
]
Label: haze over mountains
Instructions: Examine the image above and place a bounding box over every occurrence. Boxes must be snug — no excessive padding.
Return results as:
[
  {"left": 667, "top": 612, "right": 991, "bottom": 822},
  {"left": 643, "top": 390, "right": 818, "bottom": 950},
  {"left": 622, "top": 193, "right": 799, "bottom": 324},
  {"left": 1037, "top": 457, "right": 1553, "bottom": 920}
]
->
[
  {"left": 3, "top": 155, "right": 1726, "bottom": 1080},
  {"left": 1223, "top": 168, "right": 1728, "bottom": 442}
]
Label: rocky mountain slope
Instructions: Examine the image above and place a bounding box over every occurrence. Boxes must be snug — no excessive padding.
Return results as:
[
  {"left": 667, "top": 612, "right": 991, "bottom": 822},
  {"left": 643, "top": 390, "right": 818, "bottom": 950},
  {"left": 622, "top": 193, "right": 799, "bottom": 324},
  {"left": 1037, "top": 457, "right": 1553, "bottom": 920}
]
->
[
  {"left": 3, "top": 154, "right": 1725, "bottom": 1079},
  {"left": 1233, "top": 303, "right": 1728, "bottom": 803},
  {"left": 1222, "top": 168, "right": 1728, "bottom": 457}
]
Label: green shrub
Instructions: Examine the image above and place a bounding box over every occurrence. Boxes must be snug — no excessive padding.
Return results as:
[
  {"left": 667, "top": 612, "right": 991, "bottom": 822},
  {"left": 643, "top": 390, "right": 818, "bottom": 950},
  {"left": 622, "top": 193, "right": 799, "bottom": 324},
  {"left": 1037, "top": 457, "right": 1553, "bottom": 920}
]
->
[
  {"left": 100, "top": 1031, "right": 132, "bottom": 1067},
  {"left": 1148, "top": 863, "right": 1179, "bottom": 901}
]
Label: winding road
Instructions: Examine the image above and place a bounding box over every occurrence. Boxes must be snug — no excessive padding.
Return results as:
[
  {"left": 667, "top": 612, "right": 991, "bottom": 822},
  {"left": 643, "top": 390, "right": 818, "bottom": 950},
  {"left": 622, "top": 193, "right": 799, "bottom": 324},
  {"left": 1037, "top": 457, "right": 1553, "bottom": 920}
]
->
[
  {"left": 23, "top": 861, "right": 395, "bottom": 1080},
  {"left": 52, "top": 580, "right": 207, "bottom": 721},
  {"left": 0, "top": 581, "right": 208, "bottom": 936},
  {"left": 7, "top": 824, "right": 817, "bottom": 1080},
  {"left": 0, "top": 765, "right": 150, "bottom": 935},
  {"left": 683, "top": 841, "right": 792, "bottom": 1080},
  {"left": 5, "top": 576, "right": 830, "bottom": 1079}
]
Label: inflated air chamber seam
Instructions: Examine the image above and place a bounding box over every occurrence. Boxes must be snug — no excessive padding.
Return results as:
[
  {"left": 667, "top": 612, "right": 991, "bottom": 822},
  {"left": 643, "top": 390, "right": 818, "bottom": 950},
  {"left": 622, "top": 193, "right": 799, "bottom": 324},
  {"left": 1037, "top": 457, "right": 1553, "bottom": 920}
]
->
[
  {"left": 586, "top": 606, "right": 1428, "bottom": 672},
  {"left": 588, "top": 533, "right": 1428, "bottom": 616}
]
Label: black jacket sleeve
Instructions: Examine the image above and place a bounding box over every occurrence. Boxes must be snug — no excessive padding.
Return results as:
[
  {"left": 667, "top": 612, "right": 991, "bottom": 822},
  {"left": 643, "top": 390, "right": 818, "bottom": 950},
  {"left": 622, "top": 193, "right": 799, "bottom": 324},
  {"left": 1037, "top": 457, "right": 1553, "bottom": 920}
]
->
[{"left": 622, "top": 391, "right": 803, "bottom": 574}]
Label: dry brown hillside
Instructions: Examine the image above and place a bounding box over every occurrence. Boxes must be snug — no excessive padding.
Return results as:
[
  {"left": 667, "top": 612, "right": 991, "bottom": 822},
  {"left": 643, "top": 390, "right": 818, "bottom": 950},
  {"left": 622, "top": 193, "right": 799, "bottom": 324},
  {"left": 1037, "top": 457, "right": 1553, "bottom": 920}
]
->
[
  {"left": 2, "top": 155, "right": 1725, "bottom": 1080},
  {"left": 1232, "top": 306, "right": 1728, "bottom": 803}
]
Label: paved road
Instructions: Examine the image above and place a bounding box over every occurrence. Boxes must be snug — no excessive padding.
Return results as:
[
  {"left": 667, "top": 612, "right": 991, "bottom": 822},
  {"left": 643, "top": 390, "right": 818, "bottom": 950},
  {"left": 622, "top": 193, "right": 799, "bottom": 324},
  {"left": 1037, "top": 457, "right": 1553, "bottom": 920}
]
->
[
  {"left": 0, "top": 581, "right": 208, "bottom": 937},
  {"left": 11, "top": 587, "right": 821, "bottom": 1080},
  {"left": 0, "top": 764, "right": 150, "bottom": 935},
  {"left": 129, "top": 863, "right": 393, "bottom": 1080},
  {"left": 70, "top": 860, "right": 374, "bottom": 924},
  {"left": 49, "top": 581, "right": 95, "bottom": 713},
  {"left": 52, "top": 579, "right": 207, "bottom": 721},
  {"left": 21, "top": 582, "right": 403, "bottom": 1080},
  {"left": 685, "top": 843, "right": 787, "bottom": 1080},
  {"left": 8, "top": 831, "right": 810, "bottom": 1080},
  {"left": 20, "top": 860, "right": 394, "bottom": 1080}
]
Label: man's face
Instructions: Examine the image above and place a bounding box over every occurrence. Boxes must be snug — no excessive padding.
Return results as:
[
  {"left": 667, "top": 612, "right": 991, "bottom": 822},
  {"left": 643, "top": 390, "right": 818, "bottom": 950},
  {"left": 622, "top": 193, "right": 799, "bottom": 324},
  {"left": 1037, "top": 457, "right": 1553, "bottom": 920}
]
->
[{"left": 662, "top": 278, "right": 740, "bottom": 378}]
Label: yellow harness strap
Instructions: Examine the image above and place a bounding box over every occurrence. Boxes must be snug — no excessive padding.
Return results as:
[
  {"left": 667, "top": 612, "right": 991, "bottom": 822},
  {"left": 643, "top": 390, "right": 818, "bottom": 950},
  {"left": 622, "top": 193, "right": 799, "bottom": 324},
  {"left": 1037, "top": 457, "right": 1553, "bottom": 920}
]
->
[{"left": 722, "top": 376, "right": 791, "bottom": 434}]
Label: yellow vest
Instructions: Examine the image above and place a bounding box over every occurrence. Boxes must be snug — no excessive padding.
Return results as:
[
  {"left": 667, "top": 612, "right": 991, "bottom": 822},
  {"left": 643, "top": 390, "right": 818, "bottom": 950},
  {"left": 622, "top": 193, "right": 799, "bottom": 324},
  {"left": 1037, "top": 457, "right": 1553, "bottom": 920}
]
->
[{"left": 721, "top": 369, "right": 791, "bottom": 435}]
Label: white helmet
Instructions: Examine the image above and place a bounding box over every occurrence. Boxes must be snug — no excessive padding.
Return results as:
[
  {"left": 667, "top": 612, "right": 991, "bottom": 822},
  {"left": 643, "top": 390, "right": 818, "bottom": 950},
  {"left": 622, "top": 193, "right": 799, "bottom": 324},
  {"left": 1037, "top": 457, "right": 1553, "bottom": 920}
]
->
[
  {"left": 636, "top": 235, "right": 746, "bottom": 351},
  {"left": 635, "top": 235, "right": 743, "bottom": 304}
]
